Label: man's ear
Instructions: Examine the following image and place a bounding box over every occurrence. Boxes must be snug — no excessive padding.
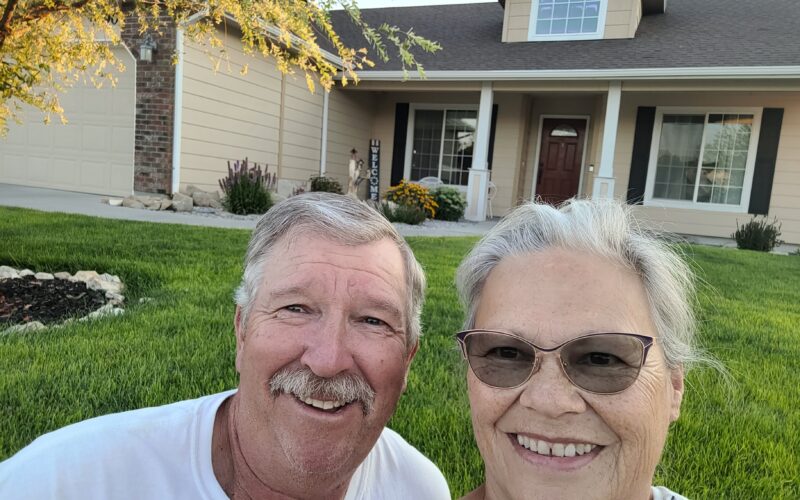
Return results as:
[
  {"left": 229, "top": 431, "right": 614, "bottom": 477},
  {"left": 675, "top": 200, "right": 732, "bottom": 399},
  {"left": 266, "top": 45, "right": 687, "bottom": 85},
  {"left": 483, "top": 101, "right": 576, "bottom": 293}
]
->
[
  {"left": 401, "top": 341, "right": 420, "bottom": 392},
  {"left": 234, "top": 306, "right": 245, "bottom": 373},
  {"left": 669, "top": 366, "right": 685, "bottom": 423}
]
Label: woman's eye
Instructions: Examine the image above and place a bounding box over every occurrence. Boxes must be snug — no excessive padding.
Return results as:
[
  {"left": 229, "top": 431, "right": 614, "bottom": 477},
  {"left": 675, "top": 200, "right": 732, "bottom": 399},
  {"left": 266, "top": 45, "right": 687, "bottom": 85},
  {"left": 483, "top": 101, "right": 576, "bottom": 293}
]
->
[
  {"left": 578, "top": 352, "right": 623, "bottom": 366},
  {"left": 486, "top": 346, "right": 522, "bottom": 360}
]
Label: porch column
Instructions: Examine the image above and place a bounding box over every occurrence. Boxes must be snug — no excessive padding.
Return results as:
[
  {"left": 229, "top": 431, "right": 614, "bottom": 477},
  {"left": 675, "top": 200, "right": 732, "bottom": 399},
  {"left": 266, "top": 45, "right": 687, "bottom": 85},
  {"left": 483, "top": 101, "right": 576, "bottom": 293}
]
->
[
  {"left": 592, "top": 80, "right": 622, "bottom": 199},
  {"left": 319, "top": 90, "right": 330, "bottom": 175},
  {"left": 466, "top": 81, "right": 493, "bottom": 221}
]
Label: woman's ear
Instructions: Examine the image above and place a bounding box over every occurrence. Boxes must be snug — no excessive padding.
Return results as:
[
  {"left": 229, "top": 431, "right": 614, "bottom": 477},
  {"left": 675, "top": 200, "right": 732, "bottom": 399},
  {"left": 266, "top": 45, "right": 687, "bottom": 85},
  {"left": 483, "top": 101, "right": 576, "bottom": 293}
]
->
[{"left": 669, "top": 367, "right": 685, "bottom": 423}]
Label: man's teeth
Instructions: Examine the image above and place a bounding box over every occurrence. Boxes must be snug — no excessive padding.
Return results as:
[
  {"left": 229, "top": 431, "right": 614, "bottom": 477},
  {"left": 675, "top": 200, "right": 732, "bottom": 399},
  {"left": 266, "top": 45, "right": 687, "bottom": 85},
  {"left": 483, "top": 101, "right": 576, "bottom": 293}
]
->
[
  {"left": 297, "top": 395, "right": 349, "bottom": 410},
  {"left": 516, "top": 434, "right": 597, "bottom": 457}
]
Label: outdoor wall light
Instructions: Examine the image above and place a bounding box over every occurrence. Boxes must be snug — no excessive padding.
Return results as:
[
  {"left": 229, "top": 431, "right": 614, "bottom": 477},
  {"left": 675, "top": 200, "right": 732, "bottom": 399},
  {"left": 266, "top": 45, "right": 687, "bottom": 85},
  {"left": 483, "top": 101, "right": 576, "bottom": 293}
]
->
[{"left": 139, "top": 33, "right": 157, "bottom": 63}]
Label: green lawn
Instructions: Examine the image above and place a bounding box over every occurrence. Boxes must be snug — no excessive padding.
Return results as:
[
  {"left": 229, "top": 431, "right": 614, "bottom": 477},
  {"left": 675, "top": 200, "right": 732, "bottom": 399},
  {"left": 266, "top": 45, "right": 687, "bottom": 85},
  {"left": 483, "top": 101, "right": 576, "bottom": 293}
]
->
[{"left": 1, "top": 207, "right": 798, "bottom": 498}]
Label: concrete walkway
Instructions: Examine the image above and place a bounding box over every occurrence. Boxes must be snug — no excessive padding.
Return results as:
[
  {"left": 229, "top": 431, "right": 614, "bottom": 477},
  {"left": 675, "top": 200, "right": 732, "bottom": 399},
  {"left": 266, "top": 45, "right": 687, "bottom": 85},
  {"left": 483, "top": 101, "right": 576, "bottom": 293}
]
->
[{"left": 0, "top": 184, "right": 498, "bottom": 236}]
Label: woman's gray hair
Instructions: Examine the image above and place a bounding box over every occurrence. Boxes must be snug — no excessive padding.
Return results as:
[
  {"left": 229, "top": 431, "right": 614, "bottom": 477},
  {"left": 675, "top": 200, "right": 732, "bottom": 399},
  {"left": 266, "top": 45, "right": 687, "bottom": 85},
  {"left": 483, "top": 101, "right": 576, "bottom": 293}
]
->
[
  {"left": 456, "top": 198, "right": 704, "bottom": 371},
  {"left": 235, "top": 192, "right": 426, "bottom": 349}
]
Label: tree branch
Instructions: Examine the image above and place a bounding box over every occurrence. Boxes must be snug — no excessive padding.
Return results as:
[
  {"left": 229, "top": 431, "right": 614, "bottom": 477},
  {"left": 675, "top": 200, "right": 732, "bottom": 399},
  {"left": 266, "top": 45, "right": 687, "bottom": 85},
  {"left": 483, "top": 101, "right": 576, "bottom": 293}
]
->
[{"left": 0, "top": 0, "right": 21, "bottom": 50}]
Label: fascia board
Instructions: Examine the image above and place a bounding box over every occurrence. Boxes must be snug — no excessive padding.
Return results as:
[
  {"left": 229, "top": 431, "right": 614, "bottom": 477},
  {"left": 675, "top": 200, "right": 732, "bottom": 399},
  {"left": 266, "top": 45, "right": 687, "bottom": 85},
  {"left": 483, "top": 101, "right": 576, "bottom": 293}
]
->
[{"left": 350, "top": 66, "right": 800, "bottom": 81}]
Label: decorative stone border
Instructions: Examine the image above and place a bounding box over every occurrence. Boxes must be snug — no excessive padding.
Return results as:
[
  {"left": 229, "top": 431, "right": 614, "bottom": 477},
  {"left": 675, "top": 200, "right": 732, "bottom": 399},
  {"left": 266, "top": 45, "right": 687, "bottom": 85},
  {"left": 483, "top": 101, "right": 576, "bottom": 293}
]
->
[{"left": 0, "top": 266, "right": 126, "bottom": 335}]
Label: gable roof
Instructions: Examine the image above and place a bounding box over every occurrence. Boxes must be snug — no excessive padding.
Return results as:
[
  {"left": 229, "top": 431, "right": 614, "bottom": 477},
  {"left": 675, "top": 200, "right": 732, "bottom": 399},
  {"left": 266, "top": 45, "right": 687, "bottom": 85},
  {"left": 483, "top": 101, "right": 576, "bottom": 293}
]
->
[{"left": 330, "top": 0, "right": 800, "bottom": 77}]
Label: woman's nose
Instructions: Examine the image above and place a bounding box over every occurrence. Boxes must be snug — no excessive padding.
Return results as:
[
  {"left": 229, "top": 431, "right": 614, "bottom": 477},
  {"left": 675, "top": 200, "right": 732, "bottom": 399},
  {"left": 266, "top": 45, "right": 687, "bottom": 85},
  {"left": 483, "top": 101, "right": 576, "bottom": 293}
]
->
[{"left": 518, "top": 355, "right": 587, "bottom": 417}]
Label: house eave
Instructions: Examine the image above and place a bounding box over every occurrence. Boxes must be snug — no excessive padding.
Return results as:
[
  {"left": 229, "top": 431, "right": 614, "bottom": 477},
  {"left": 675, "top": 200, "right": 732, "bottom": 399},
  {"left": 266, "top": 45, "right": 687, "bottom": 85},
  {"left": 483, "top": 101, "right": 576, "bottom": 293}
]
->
[{"left": 350, "top": 66, "right": 800, "bottom": 81}]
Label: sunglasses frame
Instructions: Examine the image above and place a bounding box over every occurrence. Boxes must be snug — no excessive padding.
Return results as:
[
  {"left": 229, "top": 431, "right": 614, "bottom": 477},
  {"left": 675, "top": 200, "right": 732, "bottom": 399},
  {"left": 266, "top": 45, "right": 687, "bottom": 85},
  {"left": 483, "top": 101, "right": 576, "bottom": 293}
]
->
[{"left": 455, "top": 329, "right": 656, "bottom": 395}]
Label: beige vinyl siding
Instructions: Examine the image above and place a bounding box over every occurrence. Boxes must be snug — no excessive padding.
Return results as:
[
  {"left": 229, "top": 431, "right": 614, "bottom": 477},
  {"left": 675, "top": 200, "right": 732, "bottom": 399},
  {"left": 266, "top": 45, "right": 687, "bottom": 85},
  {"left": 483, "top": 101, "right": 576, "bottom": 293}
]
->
[
  {"left": 504, "top": 0, "right": 532, "bottom": 43},
  {"left": 325, "top": 90, "right": 377, "bottom": 190},
  {"left": 280, "top": 75, "right": 324, "bottom": 183},
  {"left": 180, "top": 32, "right": 282, "bottom": 193},
  {"left": 613, "top": 91, "right": 800, "bottom": 243},
  {"left": 604, "top": 0, "right": 639, "bottom": 39},
  {"left": 491, "top": 94, "right": 529, "bottom": 216}
]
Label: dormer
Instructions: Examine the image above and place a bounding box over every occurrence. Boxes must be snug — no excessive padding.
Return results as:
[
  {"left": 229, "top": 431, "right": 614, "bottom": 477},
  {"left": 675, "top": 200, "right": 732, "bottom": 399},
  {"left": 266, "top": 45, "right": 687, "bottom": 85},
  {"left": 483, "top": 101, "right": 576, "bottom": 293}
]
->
[{"left": 501, "top": 0, "right": 666, "bottom": 43}]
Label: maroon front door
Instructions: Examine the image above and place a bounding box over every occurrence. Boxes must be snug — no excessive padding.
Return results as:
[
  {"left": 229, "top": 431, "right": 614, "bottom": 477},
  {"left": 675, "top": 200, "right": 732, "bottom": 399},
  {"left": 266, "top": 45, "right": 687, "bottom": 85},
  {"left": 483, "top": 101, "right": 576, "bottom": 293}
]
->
[{"left": 536, "top": 118, "right": 586, "bottom": 205}]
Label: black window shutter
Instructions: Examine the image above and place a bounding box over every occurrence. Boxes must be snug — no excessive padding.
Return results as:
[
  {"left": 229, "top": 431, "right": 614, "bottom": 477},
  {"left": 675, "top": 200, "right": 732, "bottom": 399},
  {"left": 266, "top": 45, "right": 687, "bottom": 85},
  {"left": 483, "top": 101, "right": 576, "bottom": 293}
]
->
[
  {"left": 626, "top": 107, "right": 656, "bottom": 204},
  {"left": 487, "top": 104, "right": 499, "bottom": 170},
  {"left": 391, "top": 103, "right": 409, "bottom": 186},
  {"left": 748, "top": 108, "right": 784, "bottom": 215}
]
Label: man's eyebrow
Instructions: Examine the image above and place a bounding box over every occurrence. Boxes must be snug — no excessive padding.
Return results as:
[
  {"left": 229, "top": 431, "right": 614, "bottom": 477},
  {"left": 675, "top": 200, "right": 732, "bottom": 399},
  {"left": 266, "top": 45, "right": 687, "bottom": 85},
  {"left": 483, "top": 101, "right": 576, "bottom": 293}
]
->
[
  {"left": 360, "top": 296, "right": 404, "bottom": 321},
  {"left": 265, "top": 285, "right": 312, "bottom": 301}
]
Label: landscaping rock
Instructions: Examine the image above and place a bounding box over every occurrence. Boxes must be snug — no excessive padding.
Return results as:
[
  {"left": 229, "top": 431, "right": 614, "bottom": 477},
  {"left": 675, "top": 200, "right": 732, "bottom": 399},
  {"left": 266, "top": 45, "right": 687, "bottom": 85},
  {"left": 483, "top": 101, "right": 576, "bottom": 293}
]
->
[
  {"left": 105, "top": 291, "right": 125, "bottom": 305},
  {"left": 182, "top": 184, "right": 204, "bottom": 196},
  {"left": 144, "top": 198, "right": 163, "bottom": 211},
  {"left": 122, "top": 196, "right": 145, "bottom": 209},
  {"left": 73, "top": 270, "right": 99, "bottom": 282},
  {"left": 83, "top": 303, "right": 124, "bottom": 320},
  {"left": 0, "top": 266, "right": 18, "bottom": 280},
  {"left": 171, "top": 192, "right": 193, "bottom": 212},
  {"left": 159, "top": 199, "right": 173, "bottom": 211},
  {"left": 192, "top": 191, "right": 223, "bottom": 209},
  {"left": 1, "top": 321, "right": 46, "bottom": 335},
  {"left": 18, "top": 269, "right": 34, "bottom": 277},
  {"left": 34, "top": 272, "right": 54, "bottom": 280},
  {"left": 54, "top": 272, "right": 72, "bottom": 280},
  {"left": 108, "top": 198, "right": 123, "bottom": 207}
]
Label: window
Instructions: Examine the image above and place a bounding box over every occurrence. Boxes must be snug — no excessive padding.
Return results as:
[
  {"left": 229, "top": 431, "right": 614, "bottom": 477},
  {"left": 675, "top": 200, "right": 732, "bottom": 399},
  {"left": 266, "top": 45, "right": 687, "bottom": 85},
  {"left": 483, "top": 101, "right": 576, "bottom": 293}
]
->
[
  {"left": 528, "top": 0, "right": 607, "bottom": 41},
  {"left": 406, "top": 107, "right": 477, "bottom": 186},
  {"left": 645, "top": 108, "right": 762, "bottom": 212}
]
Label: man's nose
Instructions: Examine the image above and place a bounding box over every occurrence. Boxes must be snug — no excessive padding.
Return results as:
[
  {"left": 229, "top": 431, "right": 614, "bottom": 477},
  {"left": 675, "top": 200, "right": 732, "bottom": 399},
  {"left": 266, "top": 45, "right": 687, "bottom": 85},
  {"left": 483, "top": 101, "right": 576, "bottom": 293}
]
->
[{"left": 299, "top": 314, "right": 356, "bottom": 378}]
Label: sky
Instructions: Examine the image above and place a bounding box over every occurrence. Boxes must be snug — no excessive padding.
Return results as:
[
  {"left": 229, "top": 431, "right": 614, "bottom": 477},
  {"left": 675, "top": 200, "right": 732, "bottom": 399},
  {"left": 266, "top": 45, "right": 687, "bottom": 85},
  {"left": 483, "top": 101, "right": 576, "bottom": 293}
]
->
[{"left": 344, "top": 0, "right": 492, "bottom": 8}]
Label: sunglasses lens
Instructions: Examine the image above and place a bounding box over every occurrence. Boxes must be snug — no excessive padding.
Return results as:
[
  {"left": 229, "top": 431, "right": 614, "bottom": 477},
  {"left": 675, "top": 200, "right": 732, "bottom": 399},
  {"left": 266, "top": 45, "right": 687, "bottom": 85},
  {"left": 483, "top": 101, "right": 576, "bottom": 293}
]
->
[
  {"left": 561, "top": 334, "right": 645, "bottom": 393},
  {"left": 463, "top": 332, "right": 536, "bottom": 388}
]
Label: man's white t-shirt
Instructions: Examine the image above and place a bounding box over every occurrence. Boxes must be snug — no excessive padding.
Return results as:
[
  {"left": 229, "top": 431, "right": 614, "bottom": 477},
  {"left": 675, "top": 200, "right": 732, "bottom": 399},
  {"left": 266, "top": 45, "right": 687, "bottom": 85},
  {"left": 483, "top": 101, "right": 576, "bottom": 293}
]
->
[{"left": 0, "top": 390, "right": 450, "bottom": 499}]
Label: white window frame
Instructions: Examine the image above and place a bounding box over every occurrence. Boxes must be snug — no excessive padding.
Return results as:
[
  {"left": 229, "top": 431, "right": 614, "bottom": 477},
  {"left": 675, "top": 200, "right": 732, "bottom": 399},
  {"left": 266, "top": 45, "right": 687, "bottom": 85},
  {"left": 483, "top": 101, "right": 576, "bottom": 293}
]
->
[
  {"left": 643, "top": 106, "right": 763, "bottom": 214},
  {"left": 404, "top": 103, "right": 479, "bottom": 191},
  {"left": 527, "top": 0, "right": 608, "bottom": 42}
]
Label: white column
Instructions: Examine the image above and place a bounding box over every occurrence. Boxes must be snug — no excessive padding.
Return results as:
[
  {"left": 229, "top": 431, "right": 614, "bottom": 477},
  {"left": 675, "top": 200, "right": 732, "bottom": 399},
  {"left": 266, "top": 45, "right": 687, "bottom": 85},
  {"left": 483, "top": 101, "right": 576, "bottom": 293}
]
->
[
  {"left": 319, "top": 90, "right": 330, "bottom": 175},
  {"left": 466, "top": 81, "right": 493, "bottom": 221},
  {"left": 592, "top": 80, "right": 622, "bottom": 199},
  {"left": 170, "top": 26, "right": 185, "bottom": 195}
]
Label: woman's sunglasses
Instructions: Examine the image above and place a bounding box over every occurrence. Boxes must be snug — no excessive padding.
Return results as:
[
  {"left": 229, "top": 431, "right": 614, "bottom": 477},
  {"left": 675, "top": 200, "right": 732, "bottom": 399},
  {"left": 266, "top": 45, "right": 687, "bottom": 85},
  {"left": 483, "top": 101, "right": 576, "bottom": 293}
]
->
[{"left": 455, "top": 330, "right": 656, "bottom": 395}]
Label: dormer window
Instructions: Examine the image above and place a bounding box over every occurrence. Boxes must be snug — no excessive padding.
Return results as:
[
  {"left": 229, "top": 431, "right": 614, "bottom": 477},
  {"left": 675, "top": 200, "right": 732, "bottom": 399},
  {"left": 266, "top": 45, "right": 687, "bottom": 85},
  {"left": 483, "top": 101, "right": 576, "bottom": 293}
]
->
[{"left": 528, "top": 0, "right": 607, "bottom": 41}]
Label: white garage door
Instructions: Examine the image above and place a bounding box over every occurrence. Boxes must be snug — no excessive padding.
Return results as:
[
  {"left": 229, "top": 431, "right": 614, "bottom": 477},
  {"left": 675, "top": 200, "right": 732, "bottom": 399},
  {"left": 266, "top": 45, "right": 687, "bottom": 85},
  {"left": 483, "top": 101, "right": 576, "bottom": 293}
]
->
[{"left": 1, "top": 46, "right": 136, "bottom": 197}]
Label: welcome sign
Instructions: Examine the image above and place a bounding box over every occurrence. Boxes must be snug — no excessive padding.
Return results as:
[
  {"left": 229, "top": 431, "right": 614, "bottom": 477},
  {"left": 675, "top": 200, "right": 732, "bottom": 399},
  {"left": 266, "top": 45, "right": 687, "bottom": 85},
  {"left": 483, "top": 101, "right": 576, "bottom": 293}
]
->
[{"left": 369, "top": 139, "right": 380, "bottom": 202}]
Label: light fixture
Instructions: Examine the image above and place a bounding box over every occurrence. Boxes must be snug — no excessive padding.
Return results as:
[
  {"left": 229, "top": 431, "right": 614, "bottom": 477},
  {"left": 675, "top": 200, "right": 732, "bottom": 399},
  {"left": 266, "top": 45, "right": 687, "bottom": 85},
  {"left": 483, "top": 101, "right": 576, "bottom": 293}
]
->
[{"left": 139, "top": 33, "right": 157, "bottom": 63}]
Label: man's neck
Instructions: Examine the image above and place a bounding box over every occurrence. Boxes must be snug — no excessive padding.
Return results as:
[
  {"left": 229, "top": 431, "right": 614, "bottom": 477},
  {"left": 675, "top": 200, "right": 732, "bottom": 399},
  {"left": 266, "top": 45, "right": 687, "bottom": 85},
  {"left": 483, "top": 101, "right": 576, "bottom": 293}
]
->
[{"left": 211, "top": 393, "right": 354, "bottom": 500}]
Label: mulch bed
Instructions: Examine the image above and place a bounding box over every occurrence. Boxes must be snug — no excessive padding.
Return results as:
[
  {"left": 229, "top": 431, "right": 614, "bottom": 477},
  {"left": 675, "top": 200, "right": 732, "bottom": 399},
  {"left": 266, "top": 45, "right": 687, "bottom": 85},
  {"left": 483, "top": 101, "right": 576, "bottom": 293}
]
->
[{"left": 0, "top": 276, "right": 107, "bottom": 326}]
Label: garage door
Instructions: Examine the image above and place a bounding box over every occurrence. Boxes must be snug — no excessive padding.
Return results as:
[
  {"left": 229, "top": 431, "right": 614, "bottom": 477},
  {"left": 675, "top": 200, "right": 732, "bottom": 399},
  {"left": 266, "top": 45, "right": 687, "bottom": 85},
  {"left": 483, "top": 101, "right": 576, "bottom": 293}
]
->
[{"left": 0, "top": 46, "right": 136, "bottom": 197}]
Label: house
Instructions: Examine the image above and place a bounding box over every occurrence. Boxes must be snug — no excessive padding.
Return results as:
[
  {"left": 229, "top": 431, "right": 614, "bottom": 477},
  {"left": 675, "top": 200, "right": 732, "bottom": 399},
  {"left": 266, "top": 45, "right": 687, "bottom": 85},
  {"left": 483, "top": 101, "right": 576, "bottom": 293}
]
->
[{"left": 2, "top": 0, "right": 799, "bottom": 243}]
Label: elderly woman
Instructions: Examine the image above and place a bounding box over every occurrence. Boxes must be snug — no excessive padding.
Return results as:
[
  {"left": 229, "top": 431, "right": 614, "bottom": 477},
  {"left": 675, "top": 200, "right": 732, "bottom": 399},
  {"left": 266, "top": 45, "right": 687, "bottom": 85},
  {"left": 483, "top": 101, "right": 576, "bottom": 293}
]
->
[{"left": 455, "top": 199, "right": 701, "bottom": 500}]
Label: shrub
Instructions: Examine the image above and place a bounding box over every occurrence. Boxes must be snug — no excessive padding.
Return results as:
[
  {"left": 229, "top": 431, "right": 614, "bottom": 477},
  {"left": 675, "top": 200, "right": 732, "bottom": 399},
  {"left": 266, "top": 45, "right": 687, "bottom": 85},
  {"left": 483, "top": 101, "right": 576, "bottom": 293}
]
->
[
  {"left": 431, "top": 186, "right": 467, "bottom": 221},
  {"left": 384, "top": 179, "right": 438, "bottom": 219},
  {"left": 732, "top": 216, "right": 783, "bottom": 252},
  {"left": 377, "top": 201, "right": 427, "bottom": 225},
  {"left": 218, "top": 158, "right": 273, "bottom": 215},
  {"left": 309, "top": 175, "right": 343, "bottom": 194}
]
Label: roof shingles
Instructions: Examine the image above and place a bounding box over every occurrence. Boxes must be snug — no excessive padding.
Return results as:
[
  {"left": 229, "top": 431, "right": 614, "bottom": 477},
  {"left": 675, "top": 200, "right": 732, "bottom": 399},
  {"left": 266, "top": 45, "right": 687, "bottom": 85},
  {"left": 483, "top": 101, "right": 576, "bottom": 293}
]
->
[{"left": 329, "top": 0, "right": 800, "bottom": 72}]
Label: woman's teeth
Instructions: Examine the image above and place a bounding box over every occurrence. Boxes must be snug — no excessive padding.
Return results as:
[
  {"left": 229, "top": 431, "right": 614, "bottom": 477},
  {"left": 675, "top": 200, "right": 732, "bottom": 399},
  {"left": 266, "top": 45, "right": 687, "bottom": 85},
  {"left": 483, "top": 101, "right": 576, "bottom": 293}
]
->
[{"left": 516, "top": 434, "right": 598, "bottom": 457}]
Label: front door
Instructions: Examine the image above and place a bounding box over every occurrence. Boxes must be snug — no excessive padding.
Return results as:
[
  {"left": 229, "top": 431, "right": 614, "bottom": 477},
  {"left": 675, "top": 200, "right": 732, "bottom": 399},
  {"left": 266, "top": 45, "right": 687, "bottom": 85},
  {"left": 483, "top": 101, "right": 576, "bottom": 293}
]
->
[{"left": 535, "top": 118, "right": 586, "bottom": 205}]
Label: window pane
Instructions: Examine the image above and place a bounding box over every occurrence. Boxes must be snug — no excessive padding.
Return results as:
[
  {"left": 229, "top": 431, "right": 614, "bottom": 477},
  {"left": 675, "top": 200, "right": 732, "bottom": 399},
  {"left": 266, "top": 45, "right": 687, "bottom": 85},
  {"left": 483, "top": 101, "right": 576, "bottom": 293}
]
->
[
  {"left": 653, "top": 115, "right": 705, "bottom": 201},
  {"left": 567, "top": 18, "right": 583, "bottom": 33},
  {"left": 410, "top": 110, "right": 443, "bottom": 181},
  {"left": 568, "top": 2, "right": 584, "bottom": 17},
  {"left": 553, "top": 4, "right": 568, "bottom": 18},
  {"left": 551, "top": 18, "right": 567, "bottom": 33},
  {"left": 539, "top": 4, "right": 554, "bottom": 19},
  {"left": 582, "top": 16, "right": 598, "bottom": 32},
  {"left": 584, "top": 1, "right": 600, "bottom": 16},
  {"left": 536, "top": 19, "right": 551, "bottom": 34},
  {"left": 698, "top": 113, "right": 753, "bottom": 205},
  {"left": 440, "top": 110, "right": 476, "bottom": 186}
]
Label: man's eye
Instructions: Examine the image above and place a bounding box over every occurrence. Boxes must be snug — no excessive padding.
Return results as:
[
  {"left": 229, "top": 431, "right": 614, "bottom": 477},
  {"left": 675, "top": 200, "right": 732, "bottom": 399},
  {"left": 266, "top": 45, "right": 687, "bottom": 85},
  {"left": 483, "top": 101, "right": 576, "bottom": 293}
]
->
[
  {"left": 284, "top": 305, "right": 306, "bottom": 313},
  {"left": 363, "top": 317, "right": 387, "bottom": 327}
]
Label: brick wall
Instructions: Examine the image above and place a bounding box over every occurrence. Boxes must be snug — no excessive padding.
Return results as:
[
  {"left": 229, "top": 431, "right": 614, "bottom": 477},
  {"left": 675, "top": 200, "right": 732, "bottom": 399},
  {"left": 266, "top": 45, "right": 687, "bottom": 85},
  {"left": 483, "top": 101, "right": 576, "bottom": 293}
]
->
[{"left": 121, "top": 13, "right": 176, "bottom": 194}]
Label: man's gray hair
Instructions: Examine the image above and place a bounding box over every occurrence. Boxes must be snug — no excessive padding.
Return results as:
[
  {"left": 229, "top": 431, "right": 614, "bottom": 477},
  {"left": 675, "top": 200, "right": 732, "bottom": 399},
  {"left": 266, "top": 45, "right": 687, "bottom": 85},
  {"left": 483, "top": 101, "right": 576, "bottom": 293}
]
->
[
  {"left": 235, "top": 192, "right": 426, "bottom": 348},
  {"left": 456, "top": 198, "right": 704, "bottom": 370}
]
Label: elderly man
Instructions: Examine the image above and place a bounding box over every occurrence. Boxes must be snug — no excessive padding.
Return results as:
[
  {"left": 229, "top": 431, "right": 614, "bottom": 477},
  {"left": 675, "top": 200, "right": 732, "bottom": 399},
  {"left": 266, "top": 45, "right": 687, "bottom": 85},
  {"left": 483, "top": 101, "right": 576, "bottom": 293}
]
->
[{"left": 0, "top": 193, "right": 450, "bottom": 499}]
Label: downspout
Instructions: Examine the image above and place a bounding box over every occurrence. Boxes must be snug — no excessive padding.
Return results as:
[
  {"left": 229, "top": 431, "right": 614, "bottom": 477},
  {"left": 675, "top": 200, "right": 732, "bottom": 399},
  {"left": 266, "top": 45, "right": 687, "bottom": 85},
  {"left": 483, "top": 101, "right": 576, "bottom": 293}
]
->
[
  {"left": 171, "top": 25, "right": 185, "bottom": 194},
  {"left": 320, "top": 90, "right": 330, "bottom": 175}
]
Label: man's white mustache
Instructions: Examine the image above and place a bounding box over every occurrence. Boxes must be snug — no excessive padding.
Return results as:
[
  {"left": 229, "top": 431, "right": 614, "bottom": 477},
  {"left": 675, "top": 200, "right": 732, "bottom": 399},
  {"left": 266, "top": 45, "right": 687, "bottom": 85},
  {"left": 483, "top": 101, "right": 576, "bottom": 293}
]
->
[{"left": 269, "top": 367, "right": 376, "bottom": 415}]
